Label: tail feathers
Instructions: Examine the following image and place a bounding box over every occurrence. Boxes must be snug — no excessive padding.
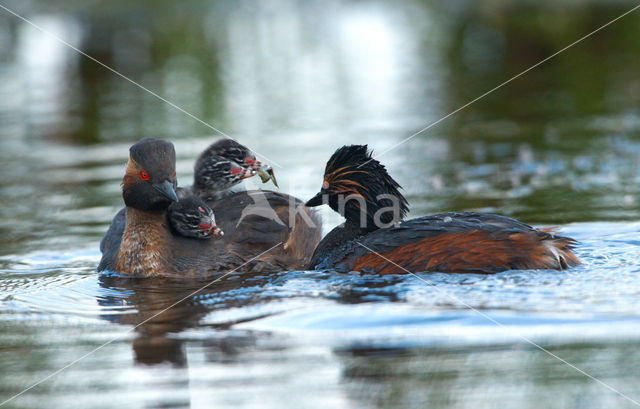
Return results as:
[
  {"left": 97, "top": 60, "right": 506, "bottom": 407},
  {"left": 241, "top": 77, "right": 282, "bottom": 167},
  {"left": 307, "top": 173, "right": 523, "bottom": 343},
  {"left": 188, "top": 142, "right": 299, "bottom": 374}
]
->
[{"left": 543, "top": 234, "right": 580, "bottom": 269}]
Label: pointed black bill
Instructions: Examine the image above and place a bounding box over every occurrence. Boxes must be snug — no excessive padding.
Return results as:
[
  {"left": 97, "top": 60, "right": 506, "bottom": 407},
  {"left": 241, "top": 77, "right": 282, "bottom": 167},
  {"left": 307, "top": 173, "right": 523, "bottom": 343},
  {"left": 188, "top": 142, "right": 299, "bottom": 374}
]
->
[
  {"left": 305, "top": 191, "right": 325, "bottom": 207},
  {"left": 153, "top": 180, "right": 178, "bottom": 202}
]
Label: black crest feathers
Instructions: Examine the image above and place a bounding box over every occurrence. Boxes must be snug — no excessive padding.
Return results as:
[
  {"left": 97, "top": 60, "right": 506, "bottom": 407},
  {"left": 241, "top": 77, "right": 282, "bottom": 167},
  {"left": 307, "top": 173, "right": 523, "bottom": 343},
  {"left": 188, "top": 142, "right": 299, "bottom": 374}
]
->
[{"left": 322, "top": 145, "right": 409, "bottom": 229}]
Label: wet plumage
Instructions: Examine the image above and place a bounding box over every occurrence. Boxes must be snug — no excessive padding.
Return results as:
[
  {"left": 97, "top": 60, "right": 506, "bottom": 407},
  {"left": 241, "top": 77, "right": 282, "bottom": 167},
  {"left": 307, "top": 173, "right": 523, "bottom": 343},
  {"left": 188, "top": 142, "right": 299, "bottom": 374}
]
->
[
  {"left": 98, "top": 138, "right": 321, "bottom": 277},
  {"left": 306, "top": 145, "right": 580, "bottom": 274}
]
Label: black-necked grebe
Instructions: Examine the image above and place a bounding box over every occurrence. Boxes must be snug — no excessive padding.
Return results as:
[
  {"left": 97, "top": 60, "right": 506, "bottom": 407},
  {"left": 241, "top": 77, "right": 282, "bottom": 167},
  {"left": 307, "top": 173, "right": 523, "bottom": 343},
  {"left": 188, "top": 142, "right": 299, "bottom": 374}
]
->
[{"left": 305, "top": 145, "right": 580, "bottom": 274}]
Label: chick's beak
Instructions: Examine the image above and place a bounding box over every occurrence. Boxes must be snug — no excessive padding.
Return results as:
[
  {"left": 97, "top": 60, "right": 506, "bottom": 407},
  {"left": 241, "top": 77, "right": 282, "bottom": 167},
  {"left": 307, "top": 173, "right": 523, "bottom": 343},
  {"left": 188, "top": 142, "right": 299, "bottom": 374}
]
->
[
  {"left": 241, "top": 168, "right": 256, "bottom": 179},
  {"left": 199, "top": 222, "right": 224, "bottom": 237},
  {"left": 230, "top": 163, "right": 256, "bottom": 179},
  {"left": 305, "top": 191, "right": 325, "bottom": 207},
  {"left": 244, "top": 157, "right": 262, "bottom": 171},
  {"left": 153, "top": 180, "right": 178, "bottom": 202}
]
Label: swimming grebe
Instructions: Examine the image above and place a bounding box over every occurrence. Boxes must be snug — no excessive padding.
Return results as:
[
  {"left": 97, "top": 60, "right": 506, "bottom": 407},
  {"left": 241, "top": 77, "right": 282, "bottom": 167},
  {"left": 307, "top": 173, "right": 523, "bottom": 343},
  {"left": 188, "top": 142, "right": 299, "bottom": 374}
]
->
[
  {"left": 305, "top": 145, "right": 580, "bottom": 274},
  {"left": 98, "top": 138, "right": 321, "bottom": 277}
]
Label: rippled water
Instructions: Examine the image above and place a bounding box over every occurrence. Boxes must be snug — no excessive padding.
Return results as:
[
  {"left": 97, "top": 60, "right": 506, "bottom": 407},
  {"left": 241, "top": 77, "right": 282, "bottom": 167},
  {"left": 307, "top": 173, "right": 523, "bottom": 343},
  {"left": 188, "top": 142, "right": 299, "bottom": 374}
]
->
[
  {"left": 3, "top": 224, "right": 640, "bottom": 408},
  {"left": 1, "top": 1, "right": 640, "bottom": 408}
]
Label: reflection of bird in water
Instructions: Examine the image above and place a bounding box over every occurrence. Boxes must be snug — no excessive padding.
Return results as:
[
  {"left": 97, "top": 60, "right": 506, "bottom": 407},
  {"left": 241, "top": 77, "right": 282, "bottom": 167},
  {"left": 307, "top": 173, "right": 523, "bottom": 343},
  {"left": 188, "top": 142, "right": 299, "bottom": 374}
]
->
[
  {"left": 97, "top": 268, "right": 409, "bottom": 367},
  {"left": 97, "top": 272, "right": 280, "bottom": 367}
]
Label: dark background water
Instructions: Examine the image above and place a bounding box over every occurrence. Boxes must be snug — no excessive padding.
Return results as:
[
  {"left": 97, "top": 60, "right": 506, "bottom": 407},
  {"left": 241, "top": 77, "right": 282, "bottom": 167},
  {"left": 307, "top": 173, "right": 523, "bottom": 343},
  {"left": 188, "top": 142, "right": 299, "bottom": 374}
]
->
[{"left": 1, "top": 1, "right": 640, "bottom": 408}]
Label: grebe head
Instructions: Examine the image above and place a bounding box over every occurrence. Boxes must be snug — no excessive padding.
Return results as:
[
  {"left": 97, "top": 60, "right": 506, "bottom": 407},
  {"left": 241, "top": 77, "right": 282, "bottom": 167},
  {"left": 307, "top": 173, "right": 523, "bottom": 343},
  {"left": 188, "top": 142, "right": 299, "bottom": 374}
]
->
[
  {"left": 306, "top": 145, "right": 408, "bottom": 230},
  {"left": 122, "top": 138, "right": 178, "bottom": 211},
  {"left": 196, "top": 138, "right": 262, "bottom": 171},
  {"left": 194, "top": 154, "right": 256, "bottom": 194},
  {"left": 168, "top": 195, "right": 223, "bottom": 238}
]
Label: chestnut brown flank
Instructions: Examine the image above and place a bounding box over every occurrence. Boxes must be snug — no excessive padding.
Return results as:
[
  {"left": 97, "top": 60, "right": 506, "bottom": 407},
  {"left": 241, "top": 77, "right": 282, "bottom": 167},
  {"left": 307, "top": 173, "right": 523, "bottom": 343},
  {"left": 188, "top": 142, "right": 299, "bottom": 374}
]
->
[
  {"left": 350, "top": 230, "right": 579, "bottom": 274},
  {"left": 306, "top": 145, "right": 580, "bottom": 274}
]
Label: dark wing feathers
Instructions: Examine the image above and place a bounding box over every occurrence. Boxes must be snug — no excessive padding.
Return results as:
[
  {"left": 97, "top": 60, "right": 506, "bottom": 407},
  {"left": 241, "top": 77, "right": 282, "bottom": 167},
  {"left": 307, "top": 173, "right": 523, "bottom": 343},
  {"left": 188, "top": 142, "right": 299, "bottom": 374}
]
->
[
  {"left": 322, "top": 212, "right": 578, "bottom": 274},
  {"left": 98, "top": 207, "right": 126, "bottom": 272},
  {"left": 210, "top": 190, "right": 301, "bottom": 247}
]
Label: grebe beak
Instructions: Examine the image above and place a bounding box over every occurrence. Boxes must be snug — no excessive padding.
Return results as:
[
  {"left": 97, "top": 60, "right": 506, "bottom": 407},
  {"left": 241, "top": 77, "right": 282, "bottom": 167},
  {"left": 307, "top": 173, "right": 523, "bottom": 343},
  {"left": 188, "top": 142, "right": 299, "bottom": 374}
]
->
[
  {"left": 230, "top": 163, "right": 256, "bottom": 180},
  {"left": 153, "top": 180, "right": 179, "bottom": 202},
  {"left": 305, "top": 191, "right": 325, "bottom": 207},
  {"left": 244, "top": 156, "right": 262, "bottom": 170},
  {"left": 199, "top": 222, "right": 224, "bottom": 237},
  {"left": 241, "top": 168, "right": 256, "bottom": 179}
]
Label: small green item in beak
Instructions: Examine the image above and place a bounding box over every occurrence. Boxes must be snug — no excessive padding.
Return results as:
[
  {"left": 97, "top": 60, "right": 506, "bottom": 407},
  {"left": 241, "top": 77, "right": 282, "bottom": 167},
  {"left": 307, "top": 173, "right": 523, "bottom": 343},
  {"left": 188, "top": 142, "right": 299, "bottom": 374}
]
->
[{"left": 257, "top": 166, "right": 279, "bottom": 189}]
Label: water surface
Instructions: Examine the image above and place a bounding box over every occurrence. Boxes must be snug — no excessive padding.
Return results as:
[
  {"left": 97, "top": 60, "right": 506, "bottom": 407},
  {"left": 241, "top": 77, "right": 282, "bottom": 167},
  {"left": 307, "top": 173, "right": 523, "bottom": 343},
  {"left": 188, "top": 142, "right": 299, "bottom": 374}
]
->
[{"left": 1, "top": 1, "right": 640, "bottom": 408}]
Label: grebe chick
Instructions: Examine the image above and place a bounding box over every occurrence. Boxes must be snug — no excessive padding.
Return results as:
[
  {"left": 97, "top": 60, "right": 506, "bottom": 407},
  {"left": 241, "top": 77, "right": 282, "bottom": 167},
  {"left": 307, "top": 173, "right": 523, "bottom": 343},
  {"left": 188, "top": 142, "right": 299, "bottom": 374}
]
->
[
  {"left": 98, "top": 138, "right": 322, "bottom": 277},
  {"left": 168, "top": 195, "right": 223, "bottom": 239},
  {"left": 194, "top": 138, "right": 278, "bottom": 195},
  {"left": 192, "top": 154, "right": 256, "bottom": 201}
]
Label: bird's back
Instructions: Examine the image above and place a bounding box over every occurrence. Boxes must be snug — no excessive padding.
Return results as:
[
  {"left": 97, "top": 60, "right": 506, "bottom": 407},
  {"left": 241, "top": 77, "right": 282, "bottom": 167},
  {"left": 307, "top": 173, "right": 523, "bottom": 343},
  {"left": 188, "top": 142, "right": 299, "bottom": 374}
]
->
[
  {"left": 98, "top": 207, "right": 126, "bottom": 272},
  {"left": 210, "top": 190, "right": 322, "bottom": 270},
  {"left": 316, "top": 212, "right": 579, "bottom": 274}
]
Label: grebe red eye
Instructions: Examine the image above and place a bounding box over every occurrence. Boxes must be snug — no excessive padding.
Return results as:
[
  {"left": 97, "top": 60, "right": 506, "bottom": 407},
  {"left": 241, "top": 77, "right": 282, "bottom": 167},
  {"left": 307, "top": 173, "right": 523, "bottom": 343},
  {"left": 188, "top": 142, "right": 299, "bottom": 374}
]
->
[
  {"left": 174, "top": 170, "right": 177, "bottom": 178},
  {"left": 140, "top": 170, "right": 150, "bottom": 180},
  {"left": 244, "top": 157, "right": 255, "bottom": 164},
  {"left": 322, "top": 179, "right": 329, "bottom": 190}
]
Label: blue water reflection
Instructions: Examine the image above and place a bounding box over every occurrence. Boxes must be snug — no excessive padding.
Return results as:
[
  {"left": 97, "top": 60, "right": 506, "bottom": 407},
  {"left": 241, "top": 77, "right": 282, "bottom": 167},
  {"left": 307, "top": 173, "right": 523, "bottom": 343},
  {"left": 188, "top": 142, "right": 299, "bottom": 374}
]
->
[{"left": 2, "top": 0, "right": 640, "bottom": 408}]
